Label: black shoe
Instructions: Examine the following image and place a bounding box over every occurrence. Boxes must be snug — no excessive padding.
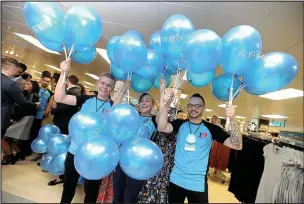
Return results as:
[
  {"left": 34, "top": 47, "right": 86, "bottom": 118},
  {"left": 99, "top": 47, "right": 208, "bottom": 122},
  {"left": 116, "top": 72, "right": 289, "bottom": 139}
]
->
[
  {"left": 15, "top": 152, "right": 26, "bottom": 161},
  {"left": 1, "top": 154, "right": 17, "bottom": 165},
  {"left": 48, "top": 179, "right": 64, "bottom": 186}
]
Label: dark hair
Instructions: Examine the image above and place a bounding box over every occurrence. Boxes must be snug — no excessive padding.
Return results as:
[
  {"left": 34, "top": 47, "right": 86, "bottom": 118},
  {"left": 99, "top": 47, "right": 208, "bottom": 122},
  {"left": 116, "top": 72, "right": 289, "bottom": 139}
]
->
[
  {"left": 190, "top": 93, "right": 205, "bottom": 107},
  {"left": 30, "top": 80, "right": 40, "bottom": 94},
  {"left": 19, "top": 63, "right": 27, "bottom": 72},
  {"left": 22, "top": 73, "right": 30, "bottom": 80},
  {"left": 1, "top": 55, "right": 20, "bottom": 70},
  {"left": 139, "top": 93, "right": 154, "bottom": 104},
  {"left": 52, "top": 73, "right": 60, "bottom": 83},
  {"left": 77, "top": 83, "right": 86, "bottom": 95},
  {"left": 68, "top": 75, "right": 79, "bottom": 85},
  {"left": 212, "top": 115, "right": 218, "bottom": 119},
  {"left": 89, "top": 91, "right": 98, "bottom": 96},
  {"left": 41, "top": 71, "right": 51, "bottom": 78}
]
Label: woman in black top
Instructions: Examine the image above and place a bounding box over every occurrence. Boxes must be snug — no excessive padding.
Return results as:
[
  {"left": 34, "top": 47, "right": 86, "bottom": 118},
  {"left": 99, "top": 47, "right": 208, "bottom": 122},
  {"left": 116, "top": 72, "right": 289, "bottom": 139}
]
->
[{"left": 2, "top": 80, "right": 40, "bottom": 165}]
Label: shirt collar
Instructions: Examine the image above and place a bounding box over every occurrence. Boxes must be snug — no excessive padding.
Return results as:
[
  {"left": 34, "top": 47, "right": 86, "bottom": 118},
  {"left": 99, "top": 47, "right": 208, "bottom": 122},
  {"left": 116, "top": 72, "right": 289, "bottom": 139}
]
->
[{"left": 67, "top": 85, "right": 77, "bottom": 90}]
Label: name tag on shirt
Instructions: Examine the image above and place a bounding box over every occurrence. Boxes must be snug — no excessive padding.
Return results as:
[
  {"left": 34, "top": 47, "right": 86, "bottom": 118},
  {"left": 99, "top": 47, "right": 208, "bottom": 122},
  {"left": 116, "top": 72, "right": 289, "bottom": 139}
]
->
[{"left": 185, "top": 143, "right": 196, "bottom": 152}]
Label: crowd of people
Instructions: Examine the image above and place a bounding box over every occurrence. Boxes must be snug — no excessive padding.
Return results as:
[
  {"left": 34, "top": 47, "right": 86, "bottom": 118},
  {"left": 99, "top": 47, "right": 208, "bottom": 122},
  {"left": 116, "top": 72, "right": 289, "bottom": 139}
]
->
[{"left": 1, "top": 55, "right": 243, "bottom": 203}]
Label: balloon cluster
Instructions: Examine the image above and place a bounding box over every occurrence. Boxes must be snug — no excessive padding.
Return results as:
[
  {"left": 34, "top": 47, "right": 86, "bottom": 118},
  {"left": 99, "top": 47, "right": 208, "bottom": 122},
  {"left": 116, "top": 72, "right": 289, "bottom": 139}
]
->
[
  {"left": 69, "top": 105, "right": 163, "bottom": 180},
  {"left": 107, "top": 14, "right": 298, "bottom": 101},
  {"left": 31, "top": 124, "right": 71, "bottom": 175},
  {"left": 24, "top": 2, "right": 102, "bottom": 64}
]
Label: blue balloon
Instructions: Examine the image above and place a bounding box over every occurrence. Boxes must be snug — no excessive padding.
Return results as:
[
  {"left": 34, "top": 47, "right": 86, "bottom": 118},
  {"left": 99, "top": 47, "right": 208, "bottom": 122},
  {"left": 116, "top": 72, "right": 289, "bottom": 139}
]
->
[
  {"left": 187, "top": 69, "right": 216, "bottom": 87},
  {"left": 72, "top": 46, "right": 97, "bottom": 64},
  {"left": 243, "top": 52, "right": 298, "bottom": 95},
  {"left": 49, "top": 151, "right": 67, "bottom": 176},
  {"left": 148, "top": 31, "right": 163, "bottom": 53},
  {"left": 47, "top": 135, "right": 69, "bottom": 157},
  {"left": 64, "top": 6, "right": 102, "bottom": 46},
  {"left": 114, "top": 33, "right": 147, "bottom": 72},
  {"left": 161, "top": 14, "right": 195, "bottom": 61},
  {"left": 211, "top": 74, "right": 242, "bottom": 101},
  {"left": 137, "top": 124, "right": 150, "bottom": 139},
  {"left": 154, "top": 74, "right": 171, "bottom": 89},
  {"left": 39, "top": 124, "right": 60, "bottom": 143},
  {"left": 167, "top": 58, "right": 187, "bottom": 71},
  {"left": 136, "top": 49, "right": 165, "bottom": 79},
  {"left": 163, "top": 64, "right": 177, "bottom": 75},
  {"left": 106, "top": 104, "right": 141, "bottom": 144},
  {"left": 119, "top": 138, "right": 163, "bottom": 180},
  {"left": 24, "top": 2, "right": 65, "bottom": 43},
  {"left": 65, "top": 41, "right": 94, "bottom": 53},
  {"left": 74, "top": 136, "right": 119, "bottom": 180},
  {"left": 222, "top": 25, "right": 262, "bottom": 75},
  {"left": 31, "top": 138, "right": 48, "bottom": 153},
  {"left": 125, "top": 30, "right": 145, "bottom": 41},
  {"left": 182, "top": 29, "right": 222, "bottom": 74},
  {"left": 110, "top": 63, "right": 128, "bottom": 80},
  {"left": 37, "top": 35, "right": 63, "bottom": 52},
  {"left": 131, "top": 74, "right": 153, "bottom": 93},
  {"left": 78, "top": 176, "right": 85, "bottom": 185},
  {"left": 107, "top": 36, "right": 120, "bottom": 66},
  {"left": 58, "top": 134, "right": 71, "bottom": 143},
  {"left": 68, "top": 112, "right": 105, "bottom": 146},
  {"left": 41, "top": 153, "right": 53, "bottom": 172}
]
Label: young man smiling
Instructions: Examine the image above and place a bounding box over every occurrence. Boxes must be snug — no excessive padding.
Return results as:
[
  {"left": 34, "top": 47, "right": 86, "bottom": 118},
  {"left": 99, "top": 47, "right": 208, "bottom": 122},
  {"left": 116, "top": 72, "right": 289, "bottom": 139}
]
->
[
  {"left": 54, "top": 59, "right": 130, "bottom": 203},
  {"left": 157, "top": 91, "right": 242, "bottom": 203}
]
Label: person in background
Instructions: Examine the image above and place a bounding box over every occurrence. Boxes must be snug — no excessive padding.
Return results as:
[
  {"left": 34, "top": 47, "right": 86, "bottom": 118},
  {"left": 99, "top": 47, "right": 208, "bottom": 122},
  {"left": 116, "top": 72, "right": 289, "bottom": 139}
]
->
[
  {"left": 12, "top": 62, "right": 27, "bottom": 89},
  {"left": 21, "top": 73, "right": 32, "bottom": 82},
  {"left": 211, "top": 116, "right": 223, "bottom": 128},
  {"left": 89, "top": 91, "right": 98, "bottom": 96},
  {"left": 113, "top": 93, "right": 158, "bottom": 203},
  {"left": 77, "top": 83, "right": 86, "bottom": 95},
  {"left": 157, "top": 91, "right": 242, "bottom": 203},
  {"left": 54, "top": 59, "right": 130, "bottom": 204},
  {"left": 47, "top": 75, "right": 81, "bottom": 186},
  {"left": 28, "top": 71, "right": 53, "bottom": 160},
  {"left": 1, "top": 56, "right": 39, "bottom": 164},
  {"left": 2, "top": 80, "right": 40, "bottom": 165}
]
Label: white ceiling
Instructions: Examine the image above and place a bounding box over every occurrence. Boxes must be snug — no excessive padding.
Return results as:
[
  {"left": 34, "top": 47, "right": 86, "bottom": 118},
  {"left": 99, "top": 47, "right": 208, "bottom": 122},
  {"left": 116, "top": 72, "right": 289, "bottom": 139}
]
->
[{"left": 1, "top": 1, "right": 303, "bottom": 132}]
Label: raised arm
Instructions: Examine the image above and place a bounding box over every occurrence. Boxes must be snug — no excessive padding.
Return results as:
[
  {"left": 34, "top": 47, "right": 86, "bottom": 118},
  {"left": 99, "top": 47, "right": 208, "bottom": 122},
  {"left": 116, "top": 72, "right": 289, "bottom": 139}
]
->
[
  {"left": 157, "top": 89, "right": 174, "bottom": 133},
  {"left": 223, "top": 105, "right": 243, "bottom": 150},
  {"left": 156, "top": 77, "right": 166, "bottom": 123},
  {"left": 54, "top": 59, "right": 77, "bottom": 106},
  {"left": 113, "top": 80, "right": 131, "bottom": 106}
]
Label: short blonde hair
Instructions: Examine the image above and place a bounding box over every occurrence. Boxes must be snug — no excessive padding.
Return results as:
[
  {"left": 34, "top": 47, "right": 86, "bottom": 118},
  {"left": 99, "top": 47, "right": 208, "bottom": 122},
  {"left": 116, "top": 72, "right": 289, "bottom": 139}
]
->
[
  {"left": 2, "top": 55, "right": 19, "bottom": 71},
  {"left": 100, "top": 72, "right": 116, "bottom": 82}
]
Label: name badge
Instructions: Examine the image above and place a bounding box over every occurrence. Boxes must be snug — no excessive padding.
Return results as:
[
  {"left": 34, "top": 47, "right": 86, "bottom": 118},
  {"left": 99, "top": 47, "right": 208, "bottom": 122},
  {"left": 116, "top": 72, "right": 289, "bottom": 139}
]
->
[{"left": 184, "top": 143, "right": 196, "bottom": 152}]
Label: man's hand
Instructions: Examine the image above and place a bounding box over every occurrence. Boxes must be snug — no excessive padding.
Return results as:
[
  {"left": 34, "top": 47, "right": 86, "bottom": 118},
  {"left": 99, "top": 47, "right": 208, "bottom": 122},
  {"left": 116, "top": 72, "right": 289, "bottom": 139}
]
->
[
  {"left": 225, "top": 104, "right": 235, "bottom": 120},
  {"left": 60, "top": 59, "right": 71, "bottom": 73},
  {"left": 36, "top": 102, "right": 41, "bottom": 108},
  {"left": 120, "top": 80, "right": 131, "bottom": 94},
  {"left": 164, "top": 89, "right": 174, "bottom": 106}
]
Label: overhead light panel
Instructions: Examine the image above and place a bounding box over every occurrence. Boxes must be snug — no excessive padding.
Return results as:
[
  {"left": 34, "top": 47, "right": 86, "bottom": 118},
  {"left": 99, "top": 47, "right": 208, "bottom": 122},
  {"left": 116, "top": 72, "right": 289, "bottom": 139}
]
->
[
  {"left": 218, "top": 104, "right": 238, "bottom": 108},
  {"left": 235, "top": 116, "right": 246, "bottom": 119},
  {"left": 30, "top": 69, "right": 42, "bottom": 75},
  {"left": 180, "top": 94, "right": 188, "bottom": 99},
  {"left": 82, "top": 81, "right": 95, "bottom": 86},
  {"left": 45, "top": 64, "right": 61, "bottom": 72},
  {"left": 205, "top": 109, "right": 213, "bottom": 112},
  {"left": 85, "top": 73, "right": 100, "bottom": 80},
  {"left": 14, "top": 33, "right": 61, "bottom": 55},
  {"left": 259, "top": 88, "right": 304, "bottom": 100},
  {"left": 218, "top": 116, "right": 225, "bottom": 119},
  {"left": 83, "top": 85, "right": 90, "bottom": 89},
  {"left": 261, "top": 115, "right": 288, "bottom": 119},
  {"left": 96, "top": 48, "right": 110, "bottom": 64}
]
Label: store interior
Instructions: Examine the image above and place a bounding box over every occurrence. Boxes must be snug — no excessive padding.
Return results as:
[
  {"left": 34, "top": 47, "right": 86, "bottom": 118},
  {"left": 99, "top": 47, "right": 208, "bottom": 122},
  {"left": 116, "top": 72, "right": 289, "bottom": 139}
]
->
[{"left": 1, "top": 1, "right": 303, "bottom": 203}]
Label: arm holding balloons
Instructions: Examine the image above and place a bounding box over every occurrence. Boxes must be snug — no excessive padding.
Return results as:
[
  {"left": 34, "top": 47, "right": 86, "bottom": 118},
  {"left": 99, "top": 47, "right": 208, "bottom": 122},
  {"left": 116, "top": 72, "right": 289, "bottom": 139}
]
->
[
  {"left": 113, "top": 80, "right": 131, "bottom": 106},
  {"left": 156, "top": 77, "right": 167, "bottom": 123},
  {"left": 157, "top": 89, "right": 175, "bottom": 133},
  {"left": 54, "top": 59, "right": 77, "bottom": 106}
]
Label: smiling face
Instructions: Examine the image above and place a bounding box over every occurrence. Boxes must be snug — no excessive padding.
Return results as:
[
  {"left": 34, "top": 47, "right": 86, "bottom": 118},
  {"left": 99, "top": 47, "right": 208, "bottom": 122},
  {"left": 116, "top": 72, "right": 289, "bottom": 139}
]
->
[
  {"left": 187, "top": 96, "right": 205, "bottom": 119},
  {"left": 139, "top": 94, "right": 154, "bottom": 115},
  {"left": 97, "top": 75, "right": 115, "bottom": 99}
]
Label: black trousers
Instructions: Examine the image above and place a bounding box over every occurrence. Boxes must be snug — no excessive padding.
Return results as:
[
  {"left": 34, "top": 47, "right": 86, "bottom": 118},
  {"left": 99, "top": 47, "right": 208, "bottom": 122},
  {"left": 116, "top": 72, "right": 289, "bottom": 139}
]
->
[
  {"left": 60, "top": 152, "right": 101, "bottom": 203},
  {"left": 113, "top": 164, "right": 145, "bottom": 203},
  {"left": 168, "top": 181, "right": 209, "bottom": 204}
]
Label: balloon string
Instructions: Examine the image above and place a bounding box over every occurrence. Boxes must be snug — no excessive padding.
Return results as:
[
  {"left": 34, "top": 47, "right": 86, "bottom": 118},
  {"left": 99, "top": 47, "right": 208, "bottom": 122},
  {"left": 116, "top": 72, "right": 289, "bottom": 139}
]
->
[
  {"left": 67, "top": 44, "right": 75, "bottom": 59},
  {"left": 62, "top": 43, "right": 68, "bottom": 60},
  {"left": 232, "top": 84, "right": 246, "bottom": 100},
  {"left": 226, "top": 74, "right": 235, "bottom": 131},
  {"left": 161, "top": 66, "right": 168, "bottom": 77},
  {"left": 175, "top": 71, "right": 188, "bottom": 89},
  {"left": 126, "top": 72, "right": 132, "bottom": 104}
]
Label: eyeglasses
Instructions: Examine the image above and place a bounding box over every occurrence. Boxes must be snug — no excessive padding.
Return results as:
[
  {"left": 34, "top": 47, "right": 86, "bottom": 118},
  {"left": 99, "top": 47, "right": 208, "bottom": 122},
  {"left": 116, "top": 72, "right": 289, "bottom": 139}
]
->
[{"left": 187, "top": 104, "right": 203, "bottom": 109}]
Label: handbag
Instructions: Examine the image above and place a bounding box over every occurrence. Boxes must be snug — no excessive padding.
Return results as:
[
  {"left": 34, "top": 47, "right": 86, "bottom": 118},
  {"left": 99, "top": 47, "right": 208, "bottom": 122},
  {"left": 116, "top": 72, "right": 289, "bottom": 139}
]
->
[{"left": 5, "top": 116, "right": 34, "bottom": 140}]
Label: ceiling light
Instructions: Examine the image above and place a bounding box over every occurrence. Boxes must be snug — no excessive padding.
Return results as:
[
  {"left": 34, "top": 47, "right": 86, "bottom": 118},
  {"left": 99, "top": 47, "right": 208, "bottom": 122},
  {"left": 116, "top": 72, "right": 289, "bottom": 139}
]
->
[
  {"left": 218, "top": 116, "right": 225, "bottom": 119},
  {"left": 180, "top": 94, "right": 188, "bottom": 99},
  {"left": 235, "top": 116, "right": 246, "bottom": 119},
  {"left": 218, "top": 104, "right": 238, "bottom": 108},
  {"left": 10, "top": 51, "right": 14, "bottom": 55},
  {"left": 82, "top": 81, "right": 95, "bottom": 86},
  {"left": 85, "top": 73, "right": 100, "bottom": 80},
  {"left": 259, "top": 88, "right": 304, "bottom": 100},
  {"left": 45, "top": 64, "right": 61, "bottom": 72},
  {"left": 14, "top": 33, "right": 61, "bottom": 55},
  {"left": 84, "top": 85, "right": 90, "bottom": 89},
  {"left": 205, "top": 108, "right": 213, "bottom": 112},
  {"left": 5, "top": 50, "right": 8, "bottom": 54},
  {"left": 239, "top": 121, "right": 246, "bottom": 124},
  {"left": 96, "top": 48, "right": 110, "bottom": 64},
  {"left": 30, "top": 69, "right": 42, "bottom": 75},
  {"left": 60, "top": 2, "right": 66, "bottom": 6},
  {"left": 261, "top": 115, "right": 288, "bottom": 119}
]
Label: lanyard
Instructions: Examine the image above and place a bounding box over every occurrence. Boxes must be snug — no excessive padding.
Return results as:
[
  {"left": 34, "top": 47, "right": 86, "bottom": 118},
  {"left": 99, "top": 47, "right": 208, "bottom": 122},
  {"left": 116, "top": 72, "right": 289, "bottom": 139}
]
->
[
  {"left": 188, "top": 121, "right": 202, "bottom": 135},
  {"left": 96, "top": 97, "right": 109, "bottom": 113}
]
